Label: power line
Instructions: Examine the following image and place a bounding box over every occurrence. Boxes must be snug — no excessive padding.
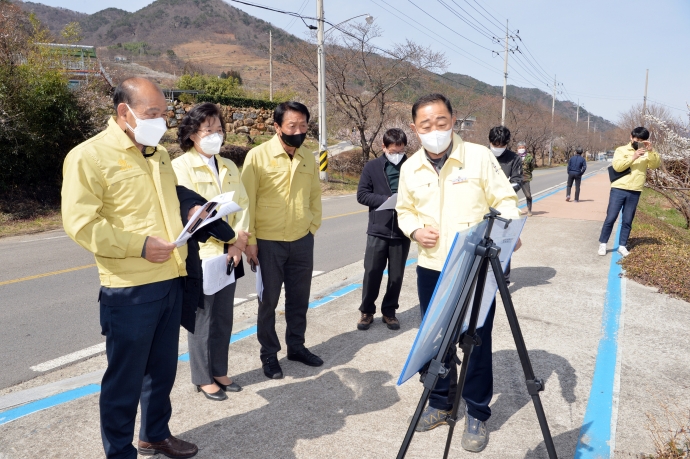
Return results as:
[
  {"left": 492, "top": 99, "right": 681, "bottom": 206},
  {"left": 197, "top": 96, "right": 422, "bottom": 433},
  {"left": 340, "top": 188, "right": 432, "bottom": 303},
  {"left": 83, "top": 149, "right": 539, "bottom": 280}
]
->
[
  {"left": 446, "top": 0, "right": 502, "bottom": 39},
  {"left": 464, "top": 0, "right": 505, "bottom": 33},
  {"left": 468, "top": 0, "right": 508, "bottom": 32},
  {"left": 283, "top": 0, "right": 310, "bottom": 32}
]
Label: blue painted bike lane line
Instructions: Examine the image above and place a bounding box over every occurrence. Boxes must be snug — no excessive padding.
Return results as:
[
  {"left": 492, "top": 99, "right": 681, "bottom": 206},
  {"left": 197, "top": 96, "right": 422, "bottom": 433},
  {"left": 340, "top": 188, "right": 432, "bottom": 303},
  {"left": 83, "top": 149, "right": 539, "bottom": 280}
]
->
[{"left": 574, "top": 218, "right": 625, "bottom": 459}]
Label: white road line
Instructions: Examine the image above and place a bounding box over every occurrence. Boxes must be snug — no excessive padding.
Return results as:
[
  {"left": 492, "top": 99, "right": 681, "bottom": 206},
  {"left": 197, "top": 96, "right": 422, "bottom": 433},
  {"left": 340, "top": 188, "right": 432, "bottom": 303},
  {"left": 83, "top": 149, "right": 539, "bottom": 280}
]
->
[
  {"left": 30, "top": 342, "right": 106, "bottom": 372},
  {"left": 233, "top": 298, "right": 247, "bottom": 305},
  {"left": 247, "top": 293, "right": 258, "bottom": 298},
  {"left": 17, "top": 235, "right": 70, "bottom": 243},
  {"left": 312, "top": 271, "right": 324, "bottom": 277}
]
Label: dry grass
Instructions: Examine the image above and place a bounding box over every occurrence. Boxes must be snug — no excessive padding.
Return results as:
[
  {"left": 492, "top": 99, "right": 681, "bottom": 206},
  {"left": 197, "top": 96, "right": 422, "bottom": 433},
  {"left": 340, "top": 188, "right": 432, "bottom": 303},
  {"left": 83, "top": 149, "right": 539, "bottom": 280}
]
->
[
  {"left": 644, "top": 404, "right": 690, "bottom": 458},
  {"left": 622, "top": 186, "right": 690, "bottom": 302},
  {"left": 0, "top": 207, "right": 62, "bottom": 238}
]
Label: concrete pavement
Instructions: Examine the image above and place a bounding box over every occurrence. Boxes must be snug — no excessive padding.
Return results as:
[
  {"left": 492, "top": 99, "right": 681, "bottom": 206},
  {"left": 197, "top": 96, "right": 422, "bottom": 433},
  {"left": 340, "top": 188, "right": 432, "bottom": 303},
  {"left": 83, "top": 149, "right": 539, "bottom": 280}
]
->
[{"left": 1, "top": 168, "right": 687, "bottom": 459}]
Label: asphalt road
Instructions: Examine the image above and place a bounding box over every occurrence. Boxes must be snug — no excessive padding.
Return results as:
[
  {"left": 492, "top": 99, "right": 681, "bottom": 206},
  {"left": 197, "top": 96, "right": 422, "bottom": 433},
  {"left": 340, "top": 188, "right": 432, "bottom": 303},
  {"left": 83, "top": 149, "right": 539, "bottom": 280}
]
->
[{"left": 0, "top": 161, "right": 609, "bottom": 390}]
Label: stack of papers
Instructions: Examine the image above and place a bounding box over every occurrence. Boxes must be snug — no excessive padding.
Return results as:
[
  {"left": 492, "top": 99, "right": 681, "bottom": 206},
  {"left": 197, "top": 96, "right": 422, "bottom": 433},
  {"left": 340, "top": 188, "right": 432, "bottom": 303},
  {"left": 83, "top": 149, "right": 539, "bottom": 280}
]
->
[{"left": 174, "top": 192, "right": 242, "bottom": 247}]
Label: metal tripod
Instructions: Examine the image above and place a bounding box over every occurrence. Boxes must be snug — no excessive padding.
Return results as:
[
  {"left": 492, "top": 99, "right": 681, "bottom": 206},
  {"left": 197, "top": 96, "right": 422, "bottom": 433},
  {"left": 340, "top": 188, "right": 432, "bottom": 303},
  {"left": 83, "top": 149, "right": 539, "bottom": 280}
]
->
[{"left": 397, "top": 208, "right": 558, "bottom": 459}]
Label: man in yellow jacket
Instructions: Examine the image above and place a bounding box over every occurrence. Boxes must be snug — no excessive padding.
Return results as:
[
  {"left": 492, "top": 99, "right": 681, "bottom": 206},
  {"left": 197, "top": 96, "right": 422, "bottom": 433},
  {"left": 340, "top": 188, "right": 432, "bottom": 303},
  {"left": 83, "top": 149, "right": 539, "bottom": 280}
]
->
[
  {"left": 598, "top": 126, "right": 661, "bottom": 257},
  {"left": 241, "top": 101, "right": 323, "bottom": 380},
  {"left": 61, "top": 78, "right": 197, "bottom": 459},
  {"left": 396, "top": 94, "right": 520, "bottom": 452}
]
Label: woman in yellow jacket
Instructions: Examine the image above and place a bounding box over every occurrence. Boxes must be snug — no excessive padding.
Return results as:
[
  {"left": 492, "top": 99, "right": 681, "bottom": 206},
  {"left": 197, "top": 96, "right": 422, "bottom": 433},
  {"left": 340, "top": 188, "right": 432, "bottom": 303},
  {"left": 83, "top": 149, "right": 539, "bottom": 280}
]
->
[{"left": 173, "top": 102, "right": 250, "bottom": 401}]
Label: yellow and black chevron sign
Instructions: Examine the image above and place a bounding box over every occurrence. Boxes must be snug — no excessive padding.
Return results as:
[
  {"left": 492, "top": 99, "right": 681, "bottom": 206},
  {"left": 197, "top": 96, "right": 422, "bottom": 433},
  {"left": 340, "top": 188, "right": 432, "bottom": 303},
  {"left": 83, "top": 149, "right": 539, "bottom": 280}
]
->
[{"left": 319, "top": 150, "right": 328, "bottom": 171}]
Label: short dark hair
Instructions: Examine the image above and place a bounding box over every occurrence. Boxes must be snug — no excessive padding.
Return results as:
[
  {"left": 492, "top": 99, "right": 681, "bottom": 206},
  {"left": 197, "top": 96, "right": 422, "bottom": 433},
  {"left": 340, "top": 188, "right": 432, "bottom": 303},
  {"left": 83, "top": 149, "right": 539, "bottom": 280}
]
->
[
  {"left": 177, "top": 102, "right": 226, "bottom": 152},
  {"left": 383, "top": 128, "right": 407, "bottom": 148},
  {"left": 412, "top": 93, "right": 453, "bottom": 122},
  {"left": 575, "top": 147, "right": 583, "bottom": 154},
  {"left": 274, "top": 101, "right": 310, "bottom": 126},
  {"left": 631, "top": 126, "right": 650, "bottom": 140},
  {"left": 488, "top": 126, "right": 511, "bottom": 146},
  {"left": 112, "top": 79, "right": 137, "bottom": 112}
]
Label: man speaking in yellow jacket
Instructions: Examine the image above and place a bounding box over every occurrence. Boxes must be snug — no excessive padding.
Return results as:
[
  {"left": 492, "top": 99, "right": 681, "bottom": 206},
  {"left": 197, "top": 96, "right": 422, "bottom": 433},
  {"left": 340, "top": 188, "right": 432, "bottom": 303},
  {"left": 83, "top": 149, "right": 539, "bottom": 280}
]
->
[
  {"left": 61, "top": 78, "right": 197, "bottom": 459},
  {"left": 396, "top": 94, "right": 520, "bottom": 452}
]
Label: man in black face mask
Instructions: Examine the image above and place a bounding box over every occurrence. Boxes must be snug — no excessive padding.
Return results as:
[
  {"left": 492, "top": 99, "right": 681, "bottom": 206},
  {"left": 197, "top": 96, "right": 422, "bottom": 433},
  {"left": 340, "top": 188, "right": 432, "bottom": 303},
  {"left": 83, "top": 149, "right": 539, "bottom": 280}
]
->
[{"left": 241, "top": 101, "right": 323, "bottom": 379}]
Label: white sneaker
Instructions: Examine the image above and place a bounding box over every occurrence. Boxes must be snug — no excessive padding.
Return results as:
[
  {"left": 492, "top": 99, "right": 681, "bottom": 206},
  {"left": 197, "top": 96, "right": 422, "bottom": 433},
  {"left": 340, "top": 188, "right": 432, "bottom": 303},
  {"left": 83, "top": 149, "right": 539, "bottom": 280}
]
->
[
  {"left": 598, "top": 243, "right": 607, "bottom": 256},
  {"left": 618, "top": 246, "right": 630, "bottom": 257}
]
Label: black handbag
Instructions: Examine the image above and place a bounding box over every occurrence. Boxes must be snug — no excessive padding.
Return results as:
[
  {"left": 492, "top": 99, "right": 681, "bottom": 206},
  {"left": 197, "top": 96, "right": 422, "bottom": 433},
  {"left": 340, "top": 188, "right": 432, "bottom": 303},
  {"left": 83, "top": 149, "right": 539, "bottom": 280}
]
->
[{"left": 608, "top": 165, "right": 631, "bottom": 183}]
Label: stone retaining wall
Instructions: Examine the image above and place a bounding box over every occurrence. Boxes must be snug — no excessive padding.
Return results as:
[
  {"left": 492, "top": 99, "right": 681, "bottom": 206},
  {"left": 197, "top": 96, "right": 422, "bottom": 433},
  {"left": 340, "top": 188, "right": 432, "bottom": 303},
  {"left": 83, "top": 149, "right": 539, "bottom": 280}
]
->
[{"left": 166, "top": 103, "right": 275, "bottom": 137}]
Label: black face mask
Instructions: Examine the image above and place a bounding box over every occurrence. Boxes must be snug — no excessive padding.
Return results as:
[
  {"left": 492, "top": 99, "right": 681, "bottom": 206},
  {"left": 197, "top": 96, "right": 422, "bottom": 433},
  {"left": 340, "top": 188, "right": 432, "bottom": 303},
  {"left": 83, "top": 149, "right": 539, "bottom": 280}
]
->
[{"left": 280, "top": 131, "right": 307, "bottom": 148}]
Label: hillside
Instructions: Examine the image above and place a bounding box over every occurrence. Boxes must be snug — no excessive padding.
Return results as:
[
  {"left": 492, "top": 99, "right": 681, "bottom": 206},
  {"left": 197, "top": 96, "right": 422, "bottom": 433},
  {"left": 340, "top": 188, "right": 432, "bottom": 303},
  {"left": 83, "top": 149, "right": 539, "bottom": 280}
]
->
[{"left": 19, "top": 0, "right": 616, "bottom": 128}]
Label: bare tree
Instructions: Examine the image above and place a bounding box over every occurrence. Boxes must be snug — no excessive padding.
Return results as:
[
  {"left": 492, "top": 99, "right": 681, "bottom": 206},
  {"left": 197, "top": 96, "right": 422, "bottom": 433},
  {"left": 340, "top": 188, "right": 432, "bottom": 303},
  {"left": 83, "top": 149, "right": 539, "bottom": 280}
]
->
[{"left": 280, "top": 22, "right": 446, "bottom": 162}]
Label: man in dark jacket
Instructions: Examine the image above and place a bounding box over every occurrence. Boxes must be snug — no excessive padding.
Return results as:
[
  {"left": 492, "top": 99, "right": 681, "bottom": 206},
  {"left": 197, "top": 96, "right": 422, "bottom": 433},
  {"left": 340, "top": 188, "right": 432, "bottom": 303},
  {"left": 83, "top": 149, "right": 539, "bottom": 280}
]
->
[
  {"left": 566, "top": 148, "right": 587, "bottom": 202},
  {"left": 356, "top": 128, "right": 410, "bottom": 331},
  {"left": 488, "top": 126, "right": 523, "bottom": 192}
]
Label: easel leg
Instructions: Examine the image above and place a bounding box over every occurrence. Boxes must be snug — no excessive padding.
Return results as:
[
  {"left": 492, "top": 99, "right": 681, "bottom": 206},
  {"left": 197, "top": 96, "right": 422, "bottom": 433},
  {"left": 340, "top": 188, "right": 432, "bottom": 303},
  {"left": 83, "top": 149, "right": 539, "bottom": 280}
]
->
[{"left": 490, "top": 256, "right": 558, "bottom": 459}]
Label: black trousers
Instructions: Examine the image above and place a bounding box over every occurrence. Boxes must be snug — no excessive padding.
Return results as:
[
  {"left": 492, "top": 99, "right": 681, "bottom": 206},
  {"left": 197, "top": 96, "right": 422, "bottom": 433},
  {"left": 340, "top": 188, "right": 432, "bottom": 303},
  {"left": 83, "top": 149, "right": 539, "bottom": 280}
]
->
[
  {"left": 566, "top": 174, "right": 582, "bottom": 201},
  {"left": 417, "top": 266, "right": 496, "bottom": 422},
  {"left": 257, "top": 233, "right": 314, "bottom": 358},
  {"left": 359, "top": 235, "right": 411, "bottom": 317},
  {"left": 520, "top": 181, "right": 533, "bottom": 211},
  {"left": 99, "top": 278, "right": 182, "bottom": 459},
  {"left": 188, "top": 282, "right": 236, "bottom": 386}
]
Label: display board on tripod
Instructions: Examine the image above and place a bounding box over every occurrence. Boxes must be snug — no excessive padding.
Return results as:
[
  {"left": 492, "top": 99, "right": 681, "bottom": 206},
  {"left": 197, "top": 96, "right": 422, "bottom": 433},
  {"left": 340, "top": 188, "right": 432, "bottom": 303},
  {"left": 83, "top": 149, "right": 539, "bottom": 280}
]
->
[{"left": 397, "top": 217, "right": 527, "bottom": 386}]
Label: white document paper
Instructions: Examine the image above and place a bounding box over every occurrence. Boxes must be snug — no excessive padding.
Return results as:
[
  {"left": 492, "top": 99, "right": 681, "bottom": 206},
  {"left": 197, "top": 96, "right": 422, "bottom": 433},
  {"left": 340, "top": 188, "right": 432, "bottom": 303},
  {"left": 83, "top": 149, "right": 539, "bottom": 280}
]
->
[
  {"left": 174, "top": 191, "right": 242, "bottom": 247},
  {"left": 201, "top": 254, "right": 236, "bottom": 295},
  {"left": 255, "top": 265, "right": 264, "bottom": 302},
  {"left": 376, "top": 193, "right": 398, "bottom": 211}
]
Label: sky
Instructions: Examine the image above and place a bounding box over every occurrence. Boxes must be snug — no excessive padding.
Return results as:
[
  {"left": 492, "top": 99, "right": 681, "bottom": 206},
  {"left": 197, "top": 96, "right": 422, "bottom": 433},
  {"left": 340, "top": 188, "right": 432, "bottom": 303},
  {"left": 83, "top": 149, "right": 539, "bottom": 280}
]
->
[{"left": 36, "top": 0, "right": 690, "bottom": 123}]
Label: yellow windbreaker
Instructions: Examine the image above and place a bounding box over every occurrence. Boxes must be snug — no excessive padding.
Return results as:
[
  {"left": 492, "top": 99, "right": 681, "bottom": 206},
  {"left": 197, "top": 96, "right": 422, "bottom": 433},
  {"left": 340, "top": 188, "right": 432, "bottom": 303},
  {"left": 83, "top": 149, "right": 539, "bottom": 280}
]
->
[
  {"left": 396, "top": 133, "right": 520, "bottom": 271},
  {"left": 611, "top": 143, "right": 661, "bottom": 192},
  {"left": 61, "top": 117, "right": 187, "bottom": 287},
  {"left": 241, "top": 134, "right": 322, "bottom": 244},
  {"left": 172, "top": 148, "right": 250, "bottom": 259}
]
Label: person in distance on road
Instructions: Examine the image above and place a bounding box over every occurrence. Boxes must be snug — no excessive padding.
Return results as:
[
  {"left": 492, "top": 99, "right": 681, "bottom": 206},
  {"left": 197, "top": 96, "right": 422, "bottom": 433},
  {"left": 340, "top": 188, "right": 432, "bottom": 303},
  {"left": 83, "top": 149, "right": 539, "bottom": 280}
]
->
[
  {"left": 598, "top": 126, "right": 660, "bottom": 257},
  {"left": 516, "top": 141, "right": 535, "bottom": 216},
  {"left": 61, "top": 78, "right": 198, "bottom": 459},
  {"left": 241, "top": 101, "right": 323, "bottom": 380},
  {"left": 396, "top": 93, "right": 521, "bottom": 452},
  {"left": 355, "top": 128, "right": 410, "bottom": 332},
  {"left": 173, "top": 102, "right": 250, "bottom": 401},
  {"left": 566, "top": 148, "right": 587, "bottom": 202}
]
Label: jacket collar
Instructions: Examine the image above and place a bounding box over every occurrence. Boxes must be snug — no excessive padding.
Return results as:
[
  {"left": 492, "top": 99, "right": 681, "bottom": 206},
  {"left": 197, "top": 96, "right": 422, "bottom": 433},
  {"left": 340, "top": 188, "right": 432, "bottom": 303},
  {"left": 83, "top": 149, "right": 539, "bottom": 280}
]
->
[
  {"left": 107, "top": 116, "right": 160, "bottom": 157},
  {"left": 187, "top": 147, "right": 225, "bottom": 171}
]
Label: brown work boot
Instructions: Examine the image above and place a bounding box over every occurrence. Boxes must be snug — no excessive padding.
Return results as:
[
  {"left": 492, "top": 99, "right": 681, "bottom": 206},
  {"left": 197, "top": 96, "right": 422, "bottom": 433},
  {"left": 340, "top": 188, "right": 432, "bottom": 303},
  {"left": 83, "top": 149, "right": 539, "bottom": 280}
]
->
[
  {"left": 382, "top": 315, "right": 401, "bottom": 330},
  {"left": 357, "top": 313, "right": 374, "bottom": 330},
  {"left": 138, "top": 436, "right": 198, "bottom": 458}
]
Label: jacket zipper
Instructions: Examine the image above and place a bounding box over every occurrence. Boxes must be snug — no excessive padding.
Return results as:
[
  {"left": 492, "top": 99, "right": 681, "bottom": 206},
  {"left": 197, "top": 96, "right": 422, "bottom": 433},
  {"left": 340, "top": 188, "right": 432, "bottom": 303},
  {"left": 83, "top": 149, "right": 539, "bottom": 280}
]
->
[{"left": 382, "top": 160, "right": 395, "bottom": 239}]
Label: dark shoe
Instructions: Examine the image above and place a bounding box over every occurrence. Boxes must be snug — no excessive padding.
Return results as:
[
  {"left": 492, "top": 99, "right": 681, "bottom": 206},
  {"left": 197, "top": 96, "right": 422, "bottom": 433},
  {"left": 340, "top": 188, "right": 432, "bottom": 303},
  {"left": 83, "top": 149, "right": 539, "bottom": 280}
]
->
[
  {"left": 261, "top": 355, "right": 284, "bottom": 379},
  {"left": 566, "top": 196, "right": 571, "bottom": 202},
  {"left": 382, "top": 315, "right": 400, "bottom": 330},
  {"left": 138, "top": 435, "right": 198, "bottom": 458},
  {"left": 287, "top": 348, "right": 324, "bottom": 367},
  {"left": 461, "top": 412, "right": 488, "bottom": 452},
  {"left": 415, "top": 405, "right": 451, "bottom": 432},
  {"left": 214, "top": 378, "right": 242, "bottom": 392},
  {"left": 357, "top": 313, "right": 374, "bottom": 330},
  {"left": 196, "top": 385, "right": 227, "bottom": 401}
]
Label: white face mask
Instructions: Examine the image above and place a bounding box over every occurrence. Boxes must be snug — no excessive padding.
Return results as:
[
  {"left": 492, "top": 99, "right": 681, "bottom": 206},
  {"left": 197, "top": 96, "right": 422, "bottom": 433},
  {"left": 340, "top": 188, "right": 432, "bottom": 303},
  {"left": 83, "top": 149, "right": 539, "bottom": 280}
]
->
[
  {"left": 125, "top": 105, "right": 167, "bottom": 147},
  {"left": 517, "top": 148, "right": 526, "bottom": 155},
  {"left": 418, "top": 128, "right": 453, "bottom": 154},
  {"left": 490, "top": 145, "right": 506, "bottom": 156},
  {"left": 198, "top": 133, "right": 224, "bottom": 156},
  {"left": 385, "top": 152, "right": 404, "bottom": 165}
]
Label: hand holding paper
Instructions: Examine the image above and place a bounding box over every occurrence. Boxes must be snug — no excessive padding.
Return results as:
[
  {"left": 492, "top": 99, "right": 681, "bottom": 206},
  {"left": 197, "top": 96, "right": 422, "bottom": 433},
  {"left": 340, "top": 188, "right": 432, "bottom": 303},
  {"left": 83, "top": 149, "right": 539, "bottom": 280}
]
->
[
  {"left": 174, "top": 191, "right": 242, "bottom": 247},
  {"left": 376, "top": 193, "right": 398, "bottom": 211}
]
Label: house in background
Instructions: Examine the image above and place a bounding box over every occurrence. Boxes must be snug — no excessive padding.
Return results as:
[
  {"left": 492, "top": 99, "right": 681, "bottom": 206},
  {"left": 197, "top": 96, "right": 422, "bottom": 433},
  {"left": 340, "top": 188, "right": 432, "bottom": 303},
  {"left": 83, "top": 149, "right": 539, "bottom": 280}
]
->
[{"left": 37, "top": 43, "right": 113, "bottom": 89}]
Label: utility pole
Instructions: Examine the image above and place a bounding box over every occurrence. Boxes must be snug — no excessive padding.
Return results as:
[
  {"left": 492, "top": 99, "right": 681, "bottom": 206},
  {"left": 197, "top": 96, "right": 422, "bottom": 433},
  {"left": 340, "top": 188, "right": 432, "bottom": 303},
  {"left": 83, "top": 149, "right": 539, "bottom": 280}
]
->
[
  {"left": 501, "top": 20, "right": 509, "bottom": 126},
  {"left": 549, "top": 74, "right": 556, "bottom": 166},
  {"left": 269, "top": 30, "right": 273, "bottom": 102},
  {"left": 316, "top": 0, "right": 328, "bottom": 181},
  {"left": 642, "top": 68, "right": 649, "bottom": 122}
]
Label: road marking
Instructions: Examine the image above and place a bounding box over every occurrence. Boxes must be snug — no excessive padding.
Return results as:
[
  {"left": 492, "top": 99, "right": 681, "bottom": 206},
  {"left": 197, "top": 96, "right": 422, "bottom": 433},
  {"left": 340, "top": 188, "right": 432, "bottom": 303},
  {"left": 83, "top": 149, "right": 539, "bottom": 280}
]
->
[
  {"left": 575, "top": 218, "right": 625, "bottom": 459},
  {"left": 233, "top": 298, "right": 247, "bottom": 305},
  {"left": 312, "top": 270, "right": 324, "bottom": 277},
  {"left": 16, "top": 235, "right": 70, "bottom": 243},
  {"left": 322, "top": 209, "right": 367, "bottom": 220},
  {"left": 2, "top": 258, "right": 419, "bottom": 422},
  {"left": 30, "top": 342, "right": 106, "bottom": 372},
  {"left": 0, "top": 264, "right": 96, "bottom": 287}
]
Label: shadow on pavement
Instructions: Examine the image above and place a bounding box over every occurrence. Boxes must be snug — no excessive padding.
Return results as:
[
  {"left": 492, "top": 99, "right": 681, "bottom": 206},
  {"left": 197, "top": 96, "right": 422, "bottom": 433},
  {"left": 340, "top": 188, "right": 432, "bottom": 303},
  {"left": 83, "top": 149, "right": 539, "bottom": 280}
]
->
[
  {"left": 182, "top": 368, "right": 399, "bottom": 458},
  {"left": 509, "top": 266, "right": 557, "bottom": 295},
  {"left": 230, "top": 306, "right": 420, "bottom": 388},
  {"left": 490, "top": 349, "right": 577, "bottom": 433},
  {"left": 523, "top": 423, "right": 591, "bottom": 459}
]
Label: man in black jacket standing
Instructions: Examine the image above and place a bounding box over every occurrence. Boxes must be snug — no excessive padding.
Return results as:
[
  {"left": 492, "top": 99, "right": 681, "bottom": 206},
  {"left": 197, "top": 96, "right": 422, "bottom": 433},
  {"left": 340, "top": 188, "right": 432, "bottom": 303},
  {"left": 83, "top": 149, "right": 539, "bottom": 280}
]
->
[
  {"left": 356, "top": 128, "right": 410, "bottom": 331},
  {"left": 488, "top": 126, "right": 523, "bottom": 192},
  {"left": 566, "top": 148, "right": 587, "bottom": 202}
]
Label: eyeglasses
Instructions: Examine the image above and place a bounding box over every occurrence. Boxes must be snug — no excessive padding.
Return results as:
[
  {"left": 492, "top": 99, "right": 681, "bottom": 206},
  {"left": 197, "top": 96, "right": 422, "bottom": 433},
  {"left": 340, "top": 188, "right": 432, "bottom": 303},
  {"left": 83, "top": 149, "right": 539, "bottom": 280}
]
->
[{"left": 198, "top": 128, "right": 224, "bottom": 135}]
